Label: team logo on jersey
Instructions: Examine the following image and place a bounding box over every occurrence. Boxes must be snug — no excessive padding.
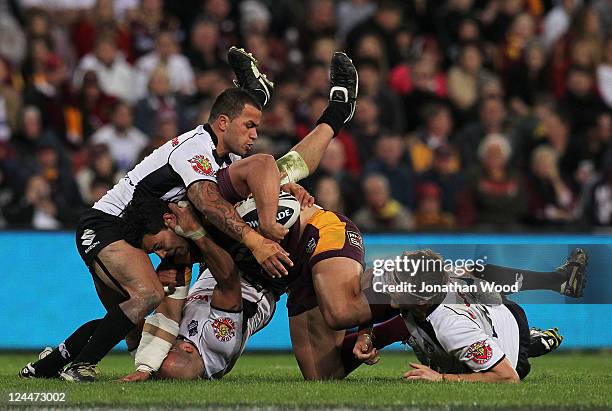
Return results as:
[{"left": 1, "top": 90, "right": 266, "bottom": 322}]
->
[
  {"left": 188, "top": 155, "right": 214, "bottom": 176},
  {"left": 171, "top": 137, "right": 179, "bottom": 147},
  {"left": 188, "top": 320, "right": 198, "bottom": 337},
  {"left": 306, "top": 238, "right": 317, "bottom": 254},
  {"left": 212, "top": 317, "right": 236, "bottom": 342},
  {"left": 466, "top": 340, "right": 493, "bottom": 364},
  {"left": 346, "top": 231, "right": 363, "bottom": 251}
]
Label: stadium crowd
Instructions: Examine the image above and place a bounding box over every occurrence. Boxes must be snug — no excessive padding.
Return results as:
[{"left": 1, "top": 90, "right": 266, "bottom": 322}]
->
[{"left": 0, "top": 0, "right": 611, "bottom": 232}]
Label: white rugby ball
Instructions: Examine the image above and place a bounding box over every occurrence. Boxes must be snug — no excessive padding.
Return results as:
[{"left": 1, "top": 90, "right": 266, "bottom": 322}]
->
[{"left": 235, "top": 192, "right": 300, "bottom": 229}]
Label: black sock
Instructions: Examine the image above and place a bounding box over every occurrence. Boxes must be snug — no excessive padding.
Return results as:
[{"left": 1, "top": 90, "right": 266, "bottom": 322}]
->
[
  {"left": 475, "top": 264, "right": 566, "bottom": 292},
  {"left": 316, "top": 102, "right": 350, "bottom": 137},
  {"left": 72, "top": 307, "right": 135, "bottom": 365},
  {"left": 33, "top": 319, "right": 102, "bottom": 377}
]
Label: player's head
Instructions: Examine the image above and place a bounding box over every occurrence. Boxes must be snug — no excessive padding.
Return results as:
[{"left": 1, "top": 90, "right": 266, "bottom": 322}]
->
[
  {"left": 209, "top": 88, "right": 262, "bottom": 156},
  {"left": 122, "top": 197, "right": 190, "bottom": 259},
  {"left": 383, "top": 249, "right": 449, "bottom": 309},
  {"left": 157, "top": 340, "right": 204, "bottom": 380}
]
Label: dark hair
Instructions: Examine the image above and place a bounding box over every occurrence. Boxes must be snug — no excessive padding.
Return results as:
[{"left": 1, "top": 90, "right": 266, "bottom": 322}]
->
[
  {"left": 208, "top": 88, "right": 261, "bottom": 122},
  {"left": 121, "top": 197, "right": 171, "bottom": 248}
]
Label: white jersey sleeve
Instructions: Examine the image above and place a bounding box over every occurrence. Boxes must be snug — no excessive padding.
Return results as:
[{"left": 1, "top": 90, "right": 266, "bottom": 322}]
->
[
  {"left": 168, "top": 135, "right": 220, "bottom": 188},
  {"left": 430, "top": 306, "right": 506, "bottom": 373}
]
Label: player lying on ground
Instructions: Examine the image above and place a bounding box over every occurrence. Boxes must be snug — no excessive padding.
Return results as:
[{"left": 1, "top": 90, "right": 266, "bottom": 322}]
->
[
  {"left": 121, "top": 200, "right": 277, "bottom": 380},
  {"left": 20, "top": 47, "right": 358, "bottom": 381},
  {"left": 344, "top": 249, "right": 586, "bottom": 383}
]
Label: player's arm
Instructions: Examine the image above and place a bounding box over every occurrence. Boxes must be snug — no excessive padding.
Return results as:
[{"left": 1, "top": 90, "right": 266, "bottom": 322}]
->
[
  {"left": 403, "top": 358, "right": 520, "bottom": 383},
  {"left": 167, "top": 202, "right": 242, "bottom": 311},
  {"left": 187, "top": 180, "right": 292, "bottom": 278}
]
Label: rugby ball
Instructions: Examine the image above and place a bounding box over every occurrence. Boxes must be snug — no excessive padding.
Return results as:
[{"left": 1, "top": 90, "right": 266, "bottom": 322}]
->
[{"left": 235, "top": 192, "right": 300, "bottom": 230}]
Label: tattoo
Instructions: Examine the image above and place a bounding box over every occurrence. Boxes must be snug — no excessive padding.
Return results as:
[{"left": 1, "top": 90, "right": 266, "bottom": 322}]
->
[{"left": 188, "top": 181, "right": 249, "bottom": 242}]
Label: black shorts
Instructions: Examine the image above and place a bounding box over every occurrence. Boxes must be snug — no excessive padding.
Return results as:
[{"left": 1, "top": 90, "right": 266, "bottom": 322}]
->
[
  {"left": 75, "top": 208, "right": 124, "bottom": 268},
  {"left": 504, "top": 299, "right": 531, "bottom": 380}
]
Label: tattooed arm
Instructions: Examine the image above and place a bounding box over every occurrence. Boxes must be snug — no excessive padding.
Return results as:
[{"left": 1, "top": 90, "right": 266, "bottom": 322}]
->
[{"left": 187, "top": 180, "right": 292, "bottom": 277}]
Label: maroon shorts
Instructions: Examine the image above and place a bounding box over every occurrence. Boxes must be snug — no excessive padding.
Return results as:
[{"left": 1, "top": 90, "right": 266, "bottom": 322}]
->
[{"left": 285, "top": 210, "right": 365, "bottom": 317}]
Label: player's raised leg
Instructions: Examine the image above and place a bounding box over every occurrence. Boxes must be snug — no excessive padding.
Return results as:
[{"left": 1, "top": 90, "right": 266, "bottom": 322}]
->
[{"left": 277, "top": 52, "right": 358, "bottom": 184}]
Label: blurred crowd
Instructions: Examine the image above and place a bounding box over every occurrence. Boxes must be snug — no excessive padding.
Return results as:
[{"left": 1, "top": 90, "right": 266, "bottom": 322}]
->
[{"left": 0, "top": 0, "right": 611, "bottom": 232}]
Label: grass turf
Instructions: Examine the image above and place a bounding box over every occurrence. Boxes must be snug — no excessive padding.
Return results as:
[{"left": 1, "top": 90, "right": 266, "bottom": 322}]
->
[{"left": 1, "top": 351, "right": 611, "bottom": 410}]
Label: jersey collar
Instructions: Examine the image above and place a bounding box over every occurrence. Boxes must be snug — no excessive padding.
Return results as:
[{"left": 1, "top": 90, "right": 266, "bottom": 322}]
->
[{"left": 204, "top": 123, "right": 232, "bottom": 166}]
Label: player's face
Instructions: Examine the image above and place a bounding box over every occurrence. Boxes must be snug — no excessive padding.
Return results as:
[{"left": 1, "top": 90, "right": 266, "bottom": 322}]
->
[
  {"left": 225, "top": 104, "right": 261, "bottom": 156},
  {"left": 142, "top": 229, "right": 190, "bottom": 259}
]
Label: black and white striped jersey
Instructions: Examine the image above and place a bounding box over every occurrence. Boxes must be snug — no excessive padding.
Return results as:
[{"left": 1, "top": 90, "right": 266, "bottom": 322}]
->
[{"left": 93, "top": 124, "right": 240, "bottom": 216}]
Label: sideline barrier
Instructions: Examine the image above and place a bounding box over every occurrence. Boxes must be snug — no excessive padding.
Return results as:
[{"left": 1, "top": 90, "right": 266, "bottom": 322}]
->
[{"left": 1, "top": 232, "right": 611, "bottom": 349}]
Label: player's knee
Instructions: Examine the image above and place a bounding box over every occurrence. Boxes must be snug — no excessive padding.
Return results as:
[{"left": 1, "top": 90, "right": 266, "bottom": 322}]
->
[
  {"left": 251, "top": 154, "right": 278, "bottom": 174},
  {"left": 131, "top": 286, "right": 164, "bottom": 313},
  {"left": 321, "top": 307, "right": 351, "bottom": 331}
]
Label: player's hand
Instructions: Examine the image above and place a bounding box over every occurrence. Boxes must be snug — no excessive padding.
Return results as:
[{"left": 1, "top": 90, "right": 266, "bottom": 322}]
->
[
  {"left": 120, "top": 370, "right": 152, "bottom": 382},
  {"left": 168, "top": 202, "right": 203, "bottom": 235},
  {"left": 243, "top": 231, "right": 293, "bottom": 277},
  {"left": 157, "top": 268, "right": 178, "bottom": 294},
  {"left": 281, "top": 183, "right": 314, "bottom": 209},
  {"left": 353, "top": 333, "right": 379, "bottom": 365},
  {"left": 259, "top": 221, "right": 289, "bottom": 242},
  {"left": 403, "top": 363, "right": 442, "bottom": 382}
]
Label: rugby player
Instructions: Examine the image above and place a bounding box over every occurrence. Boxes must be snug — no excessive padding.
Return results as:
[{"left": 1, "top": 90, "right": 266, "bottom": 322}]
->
[
  {"left": 347, "top": 249, "right": 585, "bottom": 383},
  {"left": 20, "top": 47, "right": 359, "bottom": 381}
]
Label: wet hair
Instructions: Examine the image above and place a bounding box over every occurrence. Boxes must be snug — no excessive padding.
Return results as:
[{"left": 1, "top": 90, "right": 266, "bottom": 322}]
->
[
  {"left": 121, "top": 197, "right": 171, "bottom": 248},
  {"left": 208, "top": 88, "right": 261, "bottom": 122}
]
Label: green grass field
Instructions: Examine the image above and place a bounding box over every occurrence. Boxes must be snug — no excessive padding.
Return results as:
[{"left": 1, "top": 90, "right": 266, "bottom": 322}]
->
[{"left": 1, "top": 351, "right": 611, "bottom": 410}]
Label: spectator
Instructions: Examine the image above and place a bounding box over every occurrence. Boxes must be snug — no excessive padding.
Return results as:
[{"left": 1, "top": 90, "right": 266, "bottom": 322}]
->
[
  {"left": 71, "top": 0, "right": 132, "bottom": 61},
  {"left": 418, "top": 144, "right": 464, "bottom": 214},
  {"left": 314, "top": 176, "right": 345, "bottom": 214},
  {"left": 414, "top": 182, "right": 456, "bottom": 231},
  {"left": 356, "top": 58, "right": 405, "bottom": 133},
  {"left": 455, "top": 97, "right": 511, "bottom": 167},
  {"left": 186, "top": 18, "right": 224, "bottom": 73},
  {"left": 353, "top": 174, "right": 414, "bottom": 231},
  {"left": 3, "top": 174, "right": 62, "bottom": 229},
  {"left": 76, "top": 143, "right": 123, "bottom": 206},
  {"left": 11, "top": 106, "right": 60, "bottom": 173},
  {"left": 584, "top": 151, "right": 612, "bottom": 227},
  {"left": 135, "top": 31, "right": 195, "bottom": 99},
  {"left": 0, "top": 58, "right": 22, "bottom": 142},
  {"left": 348, "top": 95, "right": 382, "bottom": 165},
  {"left": 407, "top": 102, "right": 454, "bottom": 174},
  {"left": 447, "top": 43, "right": 495, "bottom": 116},
  {"left": 90, "top": 102, "right": 149, "bottom": 172},
  {"left": 302, "top": 139, "right": 361, "bottom": 216},
  {"left": 75, "top": 70, "right": 118, "bottom": 143},
  {"left": 129, "top": 0, "right": 181, "bottom": 58},
  {"left": 542, "top": 0, "right": 580, "bottom": 51},
  {"left": 133, "top": 67, "right": 187, "bottom": 138},
  {"left": 560, "top": 65, "right": 607, "bottom": 134},
  {"left": 505, "top": 40, "right": 551, "bottom": 115},
  {"left": 23, "top": 53, "right": 71, "bottom": 137},
  {"left": 458, "top": 133, "right": 526, "bottom": 229},
  {"left": 364, "top": 132, "right": 415, "bottom": 209},
  {"left": 335, "top": 0, "right": 376, "bottom": 43},
  {"left": 597, "top": 37, "right": 612, "bottom": 108},
  {"left": 527, "top": 144, "right": 576, "bottom": 226},
  {"left": 74, "top": 33, "right": 137, "bottom": 103}
]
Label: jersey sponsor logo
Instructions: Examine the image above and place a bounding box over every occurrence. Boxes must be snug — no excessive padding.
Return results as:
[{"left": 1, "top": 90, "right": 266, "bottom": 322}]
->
[
  {"left": 466, "top": 340, "right": 493, "bottom": 364},
  {"left": 188, "top": 320, "right": 198, "bottom": 337},
  {"left": 171, "top": 137, "right": 179, "bottom": 147},
  {"left": 81, "top": 229, "right": 96, "bottom": 246},
  {"left": 188, "top": 155, "right": 214, "bottom": 176},
  {"left": 346, "top": 230, "right": 364, "bottom": 251},
  {"left": 212, "top": 317, "right": 236, "bottom": 342}
]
